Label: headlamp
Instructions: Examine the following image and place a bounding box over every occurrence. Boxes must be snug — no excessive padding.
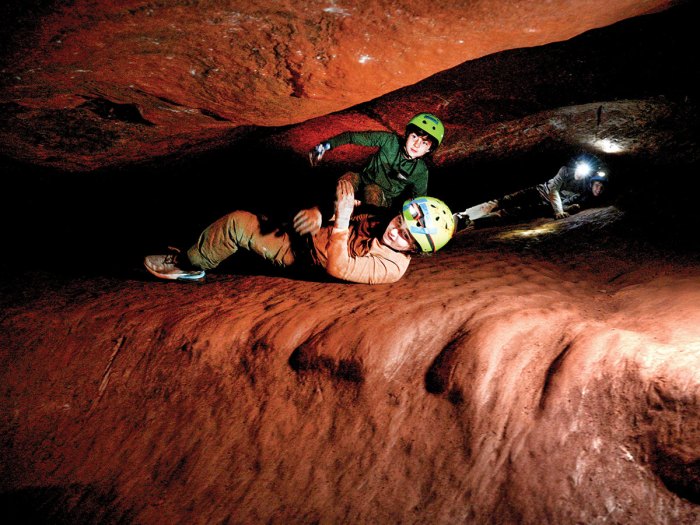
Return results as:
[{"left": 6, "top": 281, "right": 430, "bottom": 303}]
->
[{"left": 574, "top": 161, "right": 592, "bottom": 177}]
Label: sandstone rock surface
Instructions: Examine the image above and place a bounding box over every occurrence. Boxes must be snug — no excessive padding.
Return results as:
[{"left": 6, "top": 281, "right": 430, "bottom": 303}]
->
[
  {"left": 0, "top": 0, "right": 678, "bottom": 170},
  {"left": 2, "top": 211, "right": 699, "bottom": 523},
  {"left": 1, "top": 2, "right": 699, "bottom": 524}
]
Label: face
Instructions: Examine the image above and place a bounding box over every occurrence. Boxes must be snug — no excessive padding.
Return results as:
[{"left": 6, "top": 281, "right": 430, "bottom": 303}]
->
[
  {"left": 381, "top": 214, "right": 418, "bottom": 252},
  {"left": 591, "top": 181, "right": 604, "bottom": 197},
  {"left": 404, "top": 132, "right": 433, "bottom": 159}
]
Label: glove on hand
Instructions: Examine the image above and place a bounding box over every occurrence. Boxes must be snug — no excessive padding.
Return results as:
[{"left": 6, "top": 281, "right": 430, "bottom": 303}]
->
[
  {"left": 453, "top": 212, "right": 472, "bottom": 232},
  {"left": 308, "top": 142, "right": 330, "bottom": 166},
  {"left": 293, "top": 207, "right": 323, "bottom": 235}
]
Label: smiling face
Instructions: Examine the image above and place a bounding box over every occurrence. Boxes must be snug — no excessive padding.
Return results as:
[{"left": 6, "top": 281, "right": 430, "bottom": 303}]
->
[
  {"left": 381, "top": 215, "right": 417, "bottom": 252},
  {"left": 591, "top": 180, "right": 605, "bottom": 197},
  {"left": 404, "top": 132, "right": 433, "bottom": 159}
]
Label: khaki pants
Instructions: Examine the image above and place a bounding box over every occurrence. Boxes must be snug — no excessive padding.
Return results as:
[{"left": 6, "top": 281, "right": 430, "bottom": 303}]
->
[{"left": 187, "top": 211, "right": 296, "bottom": 270}]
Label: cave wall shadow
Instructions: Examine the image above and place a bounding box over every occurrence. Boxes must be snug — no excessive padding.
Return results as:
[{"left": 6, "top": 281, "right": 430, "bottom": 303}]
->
[{"left": 0, "top": 128, "right": 337, "bottom": 277}]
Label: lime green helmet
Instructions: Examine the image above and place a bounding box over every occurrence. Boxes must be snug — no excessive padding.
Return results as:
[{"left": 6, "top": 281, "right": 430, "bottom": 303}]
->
[
  {"left": 407, "top": 113, "right": 445, "bottom": 147},
  {"left": 402, "top": 196, "right": 455, "bottom": 253}
]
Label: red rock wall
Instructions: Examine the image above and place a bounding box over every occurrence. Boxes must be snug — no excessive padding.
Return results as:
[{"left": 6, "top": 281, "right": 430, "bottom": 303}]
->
[{"left": 0, "top": 0, "right": 678, "bottom": 170}]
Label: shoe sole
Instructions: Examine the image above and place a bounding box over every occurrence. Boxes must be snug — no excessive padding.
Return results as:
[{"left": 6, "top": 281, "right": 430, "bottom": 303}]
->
[{"left": 144, "top": 260, "right": 206, "bottom": 282}]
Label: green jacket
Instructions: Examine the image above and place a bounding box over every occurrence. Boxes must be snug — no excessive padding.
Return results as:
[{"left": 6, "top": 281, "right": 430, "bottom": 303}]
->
[{"left": 328, "top": 131, "right": 429, "bottom": 199}]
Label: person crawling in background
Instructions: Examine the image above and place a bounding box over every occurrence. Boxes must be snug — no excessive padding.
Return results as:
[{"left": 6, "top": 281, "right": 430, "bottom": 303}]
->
[
  {"left": 144, "top": 180, "right": 455, "bottom": 285},
  {"left": 453, "top": 155, "right": 609, "bottom": 231},
  {"left": 308, "top": 113, "right": 445, "bottom": 209}
]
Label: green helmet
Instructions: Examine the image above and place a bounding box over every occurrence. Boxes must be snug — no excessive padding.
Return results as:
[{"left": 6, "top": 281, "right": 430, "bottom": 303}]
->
[
  {"left": 407, "top": 113, "right": 445, "bottom": 147},
  {"left": 402, "top": 196, "right": 455, "bottom": 253}
]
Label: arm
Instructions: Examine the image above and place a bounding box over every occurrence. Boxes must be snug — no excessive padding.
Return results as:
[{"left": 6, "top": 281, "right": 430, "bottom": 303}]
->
[
  {"left": 293, "top": 173, "right": 363, "bottom": 235},
  {"left": 546, "top": 166, "right": 568, "bottom": 219},
  {"left": 327, "top": 130, "right": 392, "bottom": 149},
  {"left": 411, "top": 163, "right": 429, "bottom": 197},
  {"left": 293, "top": 206, "right": 323, "bottom": 235},
  {"left": 309, "top": 131, "right": 392, "bottom": 166}
]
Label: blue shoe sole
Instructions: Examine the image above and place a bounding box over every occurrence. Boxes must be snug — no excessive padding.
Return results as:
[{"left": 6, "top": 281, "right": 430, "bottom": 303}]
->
[{"left": 176, "top": 271, "right": 206, "bottom": 282}]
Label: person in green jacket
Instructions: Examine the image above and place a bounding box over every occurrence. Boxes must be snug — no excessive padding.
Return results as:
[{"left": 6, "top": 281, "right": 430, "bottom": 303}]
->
[{"left": 308, "top": 113, "right": 445, "bottom": 208}]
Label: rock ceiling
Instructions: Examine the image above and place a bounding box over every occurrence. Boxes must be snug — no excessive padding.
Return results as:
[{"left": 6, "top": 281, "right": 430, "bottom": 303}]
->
[{"left": 0, "top": 0, "right": 679, "bottom": 171}]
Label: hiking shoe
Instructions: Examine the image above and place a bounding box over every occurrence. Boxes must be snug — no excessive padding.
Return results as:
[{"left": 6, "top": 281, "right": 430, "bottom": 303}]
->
[{"left": 144, "top": 250, "right": 205, "bottom": 281}]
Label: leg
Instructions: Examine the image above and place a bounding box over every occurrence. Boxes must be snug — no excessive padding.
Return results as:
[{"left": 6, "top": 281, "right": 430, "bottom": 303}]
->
[
  {"left": 339, "top": 171, "right": 390, "bottom": 208},
  {"left": 363, "top": 183, "right": 390, "bottom": 207},
  {"left": 498, "top": 187, "right": 542, "bottom": 213},
  {"left": 338, "top": 171, "right": 361, "bottom": 191},
  {"left": 473, "top": 187, "right": 549, "bottom": 224},
  {"left": 187, "top": 211, "right": 296, "bottom": 270},
  {"left": 458, "top": 200, "right": 499, "bottom": 220}
]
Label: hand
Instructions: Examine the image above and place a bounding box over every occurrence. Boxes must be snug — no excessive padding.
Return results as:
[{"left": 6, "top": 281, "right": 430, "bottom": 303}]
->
[
  {"left": 308, "top": 142, "right": 330, "bottom": 166},
  {"left": 334, "top": 179, "right": 355, "bottom": 230},
  {"left": 453, "top": 212, "right": 472, "bottom": 232},
  {"left": 554, "top": 211, "right": 570, "bottom": 220},
  {"left": 293, "top": 207, "right": 323, "bottom": 235}
]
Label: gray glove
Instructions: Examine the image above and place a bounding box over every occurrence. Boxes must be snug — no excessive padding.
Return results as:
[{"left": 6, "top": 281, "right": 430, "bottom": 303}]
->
[{"left": 309, "top": 142, "right": 331, "bottom": 166}]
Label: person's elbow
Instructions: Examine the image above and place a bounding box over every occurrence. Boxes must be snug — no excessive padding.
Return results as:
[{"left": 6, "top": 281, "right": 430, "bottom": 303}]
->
[{"left": 325, "top": 260, "right": 347, "bottom": 281}]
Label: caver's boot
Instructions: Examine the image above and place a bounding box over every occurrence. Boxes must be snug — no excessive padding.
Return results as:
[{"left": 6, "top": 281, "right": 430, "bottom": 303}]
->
[{"left": 144, "top": 247, "right": 206, "bottom": 282}]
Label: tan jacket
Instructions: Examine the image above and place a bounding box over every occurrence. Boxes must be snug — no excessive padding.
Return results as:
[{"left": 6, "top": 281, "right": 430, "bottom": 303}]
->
[{"left": 310, "top": 214, "right": 411, "bottom": 284}]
